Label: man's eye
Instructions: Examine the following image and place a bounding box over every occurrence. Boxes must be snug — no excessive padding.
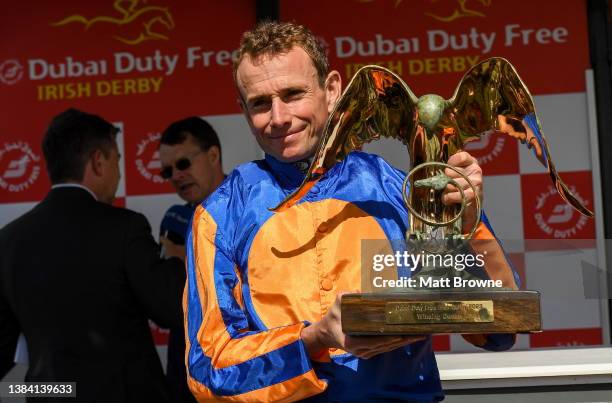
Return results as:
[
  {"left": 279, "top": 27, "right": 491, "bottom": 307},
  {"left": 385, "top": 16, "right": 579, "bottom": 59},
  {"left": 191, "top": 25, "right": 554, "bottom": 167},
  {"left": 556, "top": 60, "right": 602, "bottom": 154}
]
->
[
  {"left": 286, "top": 90, "right": 304, "bottom": 100},
  {"left": 250, "top": 100, "right": 270, "bottom": 110}
]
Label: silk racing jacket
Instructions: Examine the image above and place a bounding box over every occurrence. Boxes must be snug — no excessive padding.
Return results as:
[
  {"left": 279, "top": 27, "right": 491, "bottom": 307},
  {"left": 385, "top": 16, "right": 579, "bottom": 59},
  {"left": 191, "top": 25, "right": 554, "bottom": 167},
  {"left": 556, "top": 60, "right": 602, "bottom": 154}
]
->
[{"left": 184, "top": 152, "right": 518, "bottom": 402}]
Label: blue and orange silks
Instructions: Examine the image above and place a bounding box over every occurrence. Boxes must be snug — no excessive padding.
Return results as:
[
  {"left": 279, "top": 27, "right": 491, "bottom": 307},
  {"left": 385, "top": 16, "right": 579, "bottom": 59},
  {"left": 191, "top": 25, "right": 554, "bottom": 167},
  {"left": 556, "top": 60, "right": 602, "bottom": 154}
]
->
[{"left": 184, "top": 151, "right": 518, "bottom": 402}]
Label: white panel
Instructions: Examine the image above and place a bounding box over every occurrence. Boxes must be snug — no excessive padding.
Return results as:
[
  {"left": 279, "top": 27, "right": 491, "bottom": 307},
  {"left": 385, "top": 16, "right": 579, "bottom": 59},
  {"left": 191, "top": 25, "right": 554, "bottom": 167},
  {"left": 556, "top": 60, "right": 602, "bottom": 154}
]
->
[
  {"left": 202, "top": 113, "right": 263, "bottom": 172},
  {"left": 482, "top": 175, "right": 524, "bottom": 253},
  {"left": 512, "top": 334, "right": 531, "bottom": 351},
  {"left": 0, "top": 201, "right": 37, "bottom": 228},
  {"left": 519, "top": 93, "right": 591, "bottom": 174},
  {"left": 525, "top": 249, "right": 601, "bottom": 329},
  {"left": 125, "top": 193, "right": 184, "bottom": 240},
  {"left": 114, "top": 122, "right": 126, "bottom": 198},
  {"left": 586, "top": 69, "right": 609, "bottom": 344},
  {"left": 449, "top": 334, "right": 478, "bottom": 353}
]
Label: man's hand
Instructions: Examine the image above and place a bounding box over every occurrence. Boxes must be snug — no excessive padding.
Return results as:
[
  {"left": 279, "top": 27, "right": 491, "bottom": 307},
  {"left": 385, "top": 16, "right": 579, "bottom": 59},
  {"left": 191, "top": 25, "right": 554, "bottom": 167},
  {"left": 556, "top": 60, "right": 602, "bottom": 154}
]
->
[
  {"left": 301, "top": 293, "right": 425, "bottom": 359},
  {"left": 160, "top": 236, "right": 186, "bottom": 261},
  {"left": 442, "top": 151, "right": 483, "bottom": 233}
]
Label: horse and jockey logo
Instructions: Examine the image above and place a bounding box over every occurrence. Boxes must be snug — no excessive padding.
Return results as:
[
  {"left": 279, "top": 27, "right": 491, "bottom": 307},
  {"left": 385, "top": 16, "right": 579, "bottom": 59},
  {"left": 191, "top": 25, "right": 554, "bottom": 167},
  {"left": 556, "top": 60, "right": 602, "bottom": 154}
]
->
[
  {"left": 425, "top": 0, "right": 492, "bottom": 22},
  {"left": 356, "top": 0, "right": 492, "bottom": 21},
  {"left": 52, "top": 0, "right": 174, "bottom": 45}
]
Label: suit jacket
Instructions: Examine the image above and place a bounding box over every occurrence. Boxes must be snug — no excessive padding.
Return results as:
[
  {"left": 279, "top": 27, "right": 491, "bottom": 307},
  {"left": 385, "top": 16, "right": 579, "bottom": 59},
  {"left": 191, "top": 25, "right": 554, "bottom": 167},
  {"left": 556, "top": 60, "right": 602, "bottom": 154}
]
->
[{"left": 0, "top": 187, "right": 185, "bottom": 403}]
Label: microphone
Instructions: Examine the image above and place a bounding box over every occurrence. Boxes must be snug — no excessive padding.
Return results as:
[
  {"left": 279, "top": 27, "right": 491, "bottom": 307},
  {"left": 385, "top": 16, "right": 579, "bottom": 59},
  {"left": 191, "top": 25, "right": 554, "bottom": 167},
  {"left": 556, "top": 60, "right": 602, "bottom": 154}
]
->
[{"left": 159, "top": 204, "right": 193, "bottom": 246}]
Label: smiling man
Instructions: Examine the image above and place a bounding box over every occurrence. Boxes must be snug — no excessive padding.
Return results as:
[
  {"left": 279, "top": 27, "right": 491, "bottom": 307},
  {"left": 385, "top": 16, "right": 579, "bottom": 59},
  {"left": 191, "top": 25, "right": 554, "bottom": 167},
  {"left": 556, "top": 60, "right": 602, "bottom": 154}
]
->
[
  {"left": 183, "top": 22, "right": 518, "bottom": 402},
  {"left": 236, "top": 41, "right": 335, "bottom": 163}
]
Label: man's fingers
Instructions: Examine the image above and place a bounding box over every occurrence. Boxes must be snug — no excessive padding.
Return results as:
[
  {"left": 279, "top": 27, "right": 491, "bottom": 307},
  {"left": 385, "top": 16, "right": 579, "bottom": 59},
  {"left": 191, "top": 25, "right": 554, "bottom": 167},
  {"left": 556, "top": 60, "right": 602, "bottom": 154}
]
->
[
  {"left": 441, "top": 172, "right": 482, "bottom": 207},
  {"left": 442, "top": 177, "right": 482, "bottom": 192},
  {"left": 447, "top": 151, "right": 474, "bottom": 168},
  {"left": 442, "top": 188, "right": 477, "bottom": 205},
  {"left": 444, "top": 166, "right": 481, "bottom": 181},
  {"left": 444, "top": 166, "right": 466, "bottom": 178}
]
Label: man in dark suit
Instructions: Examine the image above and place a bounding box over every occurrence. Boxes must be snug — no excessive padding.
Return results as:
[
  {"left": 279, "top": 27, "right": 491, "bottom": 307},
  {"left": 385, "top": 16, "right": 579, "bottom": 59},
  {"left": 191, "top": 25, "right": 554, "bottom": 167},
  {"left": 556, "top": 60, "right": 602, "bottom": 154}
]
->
[{"left": 0, "top": 108, "right": 185, "bottom": 402}]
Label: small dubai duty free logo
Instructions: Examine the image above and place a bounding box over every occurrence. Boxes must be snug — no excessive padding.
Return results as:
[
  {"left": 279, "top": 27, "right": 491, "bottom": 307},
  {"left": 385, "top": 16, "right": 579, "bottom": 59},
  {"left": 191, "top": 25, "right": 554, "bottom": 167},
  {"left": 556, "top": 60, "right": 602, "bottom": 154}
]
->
[
  {"left": 0, "top": 141, "right": 42, "bottom": 192},
  {"left": 0, "top": 59, "right": 24, "bottom": 85}
]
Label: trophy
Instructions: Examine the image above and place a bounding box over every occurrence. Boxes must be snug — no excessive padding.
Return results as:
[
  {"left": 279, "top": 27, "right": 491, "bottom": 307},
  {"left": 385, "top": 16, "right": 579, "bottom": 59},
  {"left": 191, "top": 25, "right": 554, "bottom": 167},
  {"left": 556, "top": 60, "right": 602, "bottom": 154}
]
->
[{"left": 272, "top": 58, "right": 593, "bottom": 335}]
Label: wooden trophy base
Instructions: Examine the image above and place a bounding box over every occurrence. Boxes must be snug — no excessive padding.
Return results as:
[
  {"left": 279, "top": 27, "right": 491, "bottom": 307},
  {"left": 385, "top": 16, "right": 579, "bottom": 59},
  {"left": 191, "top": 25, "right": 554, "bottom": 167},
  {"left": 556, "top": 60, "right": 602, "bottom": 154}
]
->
[{"left": 341, "top": 289, "right": 541, "bottom": 335}]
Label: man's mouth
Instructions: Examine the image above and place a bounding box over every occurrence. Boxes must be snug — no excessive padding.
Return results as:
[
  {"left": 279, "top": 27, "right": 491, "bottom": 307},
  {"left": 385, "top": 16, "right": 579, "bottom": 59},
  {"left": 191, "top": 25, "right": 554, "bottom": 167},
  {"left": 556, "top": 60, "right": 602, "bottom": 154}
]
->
[
  {"left": 179, "top": 183, "right": 195, "bottom": 193},
  {"left": 270, "top": 128, "right": 305, "bottom": 140}
]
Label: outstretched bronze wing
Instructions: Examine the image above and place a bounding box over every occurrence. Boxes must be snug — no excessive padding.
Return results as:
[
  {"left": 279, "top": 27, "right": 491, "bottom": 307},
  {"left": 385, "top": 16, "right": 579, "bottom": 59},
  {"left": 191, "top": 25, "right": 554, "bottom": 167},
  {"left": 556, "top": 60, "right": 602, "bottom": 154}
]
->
[
  {"left": 448, "top": 57, "right": 593, "bottom": 216},
  {"left": 272, "top": 58, "right": 593, "bottom": 218},
  {"left": 272, "top": 65, "right": 419, "bottom": 212}
]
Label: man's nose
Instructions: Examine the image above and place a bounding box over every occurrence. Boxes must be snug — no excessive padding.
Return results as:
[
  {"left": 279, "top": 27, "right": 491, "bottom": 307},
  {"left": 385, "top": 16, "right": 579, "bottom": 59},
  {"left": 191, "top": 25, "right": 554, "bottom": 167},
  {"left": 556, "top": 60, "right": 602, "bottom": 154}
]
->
[
  {"left": 171, "top": 166, "right": 186, "bottom": 182},
  {"left": 270, "top": 98, "right": 291, "bottom": 128}
]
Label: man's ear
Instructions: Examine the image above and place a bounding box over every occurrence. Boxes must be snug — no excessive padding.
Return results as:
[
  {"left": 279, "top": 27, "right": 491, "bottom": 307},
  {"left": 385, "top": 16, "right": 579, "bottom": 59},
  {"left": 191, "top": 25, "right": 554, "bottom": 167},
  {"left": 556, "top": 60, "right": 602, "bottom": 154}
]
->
[
  {"left": 90, "top": 149, "right": 105, "bottom": 177},
  {"left": 325, "top": 70, "right": 342, "bottom": 113},
  {"left": 207, "top": 146, "right": 220, "bottom": 165}
]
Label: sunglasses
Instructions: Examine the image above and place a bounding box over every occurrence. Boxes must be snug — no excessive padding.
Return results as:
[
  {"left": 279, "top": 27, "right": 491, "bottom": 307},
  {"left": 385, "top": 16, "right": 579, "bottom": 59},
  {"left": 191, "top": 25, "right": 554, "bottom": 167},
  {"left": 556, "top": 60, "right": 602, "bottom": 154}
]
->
[{"left": 160, "top": 150, "right": 202, "bottom": 180}]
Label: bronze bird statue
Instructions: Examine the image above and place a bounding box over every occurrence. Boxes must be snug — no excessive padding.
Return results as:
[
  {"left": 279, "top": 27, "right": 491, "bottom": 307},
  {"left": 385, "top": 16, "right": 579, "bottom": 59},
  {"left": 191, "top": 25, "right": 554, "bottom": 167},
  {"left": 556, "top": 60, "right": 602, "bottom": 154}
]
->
[{"left": 271, "top": 57, "right": 593, "bottom": 237}]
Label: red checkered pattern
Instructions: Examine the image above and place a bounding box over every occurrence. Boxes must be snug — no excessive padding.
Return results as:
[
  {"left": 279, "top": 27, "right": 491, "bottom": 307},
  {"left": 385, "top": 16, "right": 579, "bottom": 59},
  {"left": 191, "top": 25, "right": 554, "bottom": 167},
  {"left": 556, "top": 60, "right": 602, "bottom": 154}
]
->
[{"left": 437, "top": 91, "right": 603, "bottom": 353}]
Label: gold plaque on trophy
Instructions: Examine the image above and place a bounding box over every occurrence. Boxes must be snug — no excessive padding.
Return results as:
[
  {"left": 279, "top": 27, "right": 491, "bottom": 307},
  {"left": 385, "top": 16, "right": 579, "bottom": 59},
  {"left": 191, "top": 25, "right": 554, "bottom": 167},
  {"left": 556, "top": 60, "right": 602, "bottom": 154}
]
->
[{"left": 385, "top": 300, "right": 494, "bottom": 325}]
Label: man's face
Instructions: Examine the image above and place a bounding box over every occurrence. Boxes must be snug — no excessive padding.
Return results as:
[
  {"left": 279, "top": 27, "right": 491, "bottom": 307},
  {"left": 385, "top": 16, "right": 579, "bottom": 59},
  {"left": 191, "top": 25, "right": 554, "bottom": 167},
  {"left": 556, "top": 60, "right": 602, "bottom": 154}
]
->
[
  {"left": 159, "top": 135, "right": 219, "bottom": 204},
  {"left": 236, "top": 46, "right": 340, "bottom": 162}
]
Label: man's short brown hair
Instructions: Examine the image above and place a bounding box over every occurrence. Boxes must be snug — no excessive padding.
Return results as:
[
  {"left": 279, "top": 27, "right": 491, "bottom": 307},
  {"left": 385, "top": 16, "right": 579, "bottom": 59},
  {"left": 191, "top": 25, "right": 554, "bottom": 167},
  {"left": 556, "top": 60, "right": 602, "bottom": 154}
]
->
[
  {"left": 233, "top": 21, "right": 329, "bottom": 87},
  {"left": 42, "top": 108, "right": 118, "bottom": 184}
]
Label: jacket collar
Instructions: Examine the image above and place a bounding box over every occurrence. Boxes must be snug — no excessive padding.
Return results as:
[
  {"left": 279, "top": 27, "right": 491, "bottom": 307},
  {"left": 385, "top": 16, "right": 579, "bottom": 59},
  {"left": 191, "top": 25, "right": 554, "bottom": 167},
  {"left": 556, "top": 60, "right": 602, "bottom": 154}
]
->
[
  {"left": 46, "top": 185, "right": 98, "bottom": 203},
  {"left": 51, "top": 183, "right": 97, "bottom": 200},
  {"left": 264, "top": 154, "right": 309, "bottom": 188}
]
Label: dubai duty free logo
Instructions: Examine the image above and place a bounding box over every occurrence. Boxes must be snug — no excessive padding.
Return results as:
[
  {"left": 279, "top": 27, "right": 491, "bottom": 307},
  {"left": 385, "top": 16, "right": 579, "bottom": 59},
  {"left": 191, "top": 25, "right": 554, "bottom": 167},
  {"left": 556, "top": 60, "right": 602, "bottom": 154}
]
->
[
  {"left": 0, "top": 141, "right": 41, "bottom": 193},
  {"left": 135, "top": 132, "right": 163, "bottom": 183},
  {"left": 0, "top": 59, "right": 24, "bottom": 85},
  {"left": 464, "top": 133, "right": 505, "bottom": 165},
  {"left": 534, "top": 184, "right": 589, "bottom": 239}
]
